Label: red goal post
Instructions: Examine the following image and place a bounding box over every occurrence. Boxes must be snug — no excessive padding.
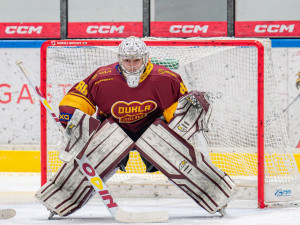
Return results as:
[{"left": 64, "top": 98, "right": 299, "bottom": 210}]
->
[{"left": 40, "top": 38, "right": 297, "bottom": 209}]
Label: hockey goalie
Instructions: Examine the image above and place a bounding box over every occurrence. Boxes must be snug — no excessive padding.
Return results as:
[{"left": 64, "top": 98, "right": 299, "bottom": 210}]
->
[{"left": 35, "top": 36, "right": 238, "bottom": 218}]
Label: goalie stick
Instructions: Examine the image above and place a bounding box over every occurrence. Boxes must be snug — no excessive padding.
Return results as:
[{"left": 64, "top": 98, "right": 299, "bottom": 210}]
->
[
  {"left": 0, "top": 209, "right": 16, "bottom": 220},
  {"left": 16, "top": 61, "right": 74, "bottom": 163},
  {"left": 16, "top": 60, "right": 169, "bottom": 223}
]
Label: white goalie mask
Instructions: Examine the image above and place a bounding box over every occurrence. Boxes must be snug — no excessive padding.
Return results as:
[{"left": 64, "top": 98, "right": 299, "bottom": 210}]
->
[{"left": 118, "top": 36, "right": 150, "bottom": 88}]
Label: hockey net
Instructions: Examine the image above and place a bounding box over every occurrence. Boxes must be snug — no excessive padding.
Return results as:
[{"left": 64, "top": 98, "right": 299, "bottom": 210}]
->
[{"left": 40, "top": 38, "right": 300, "bottom": 208}]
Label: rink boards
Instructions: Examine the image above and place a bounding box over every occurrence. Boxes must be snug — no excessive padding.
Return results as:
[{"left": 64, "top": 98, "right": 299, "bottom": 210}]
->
[{"left": 1, "top": 149, "right": 300, "bottom": 175}]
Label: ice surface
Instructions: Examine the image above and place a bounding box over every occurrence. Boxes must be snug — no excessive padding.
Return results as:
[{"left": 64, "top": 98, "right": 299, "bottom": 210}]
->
[{"left": 1, "top": 173, "right": 300, "bottom": 225}]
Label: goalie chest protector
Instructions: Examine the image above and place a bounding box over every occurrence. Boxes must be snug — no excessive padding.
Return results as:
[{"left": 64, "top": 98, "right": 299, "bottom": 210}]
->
[{"left": 62, "top": 62, "right": 187, "bottom": 133}]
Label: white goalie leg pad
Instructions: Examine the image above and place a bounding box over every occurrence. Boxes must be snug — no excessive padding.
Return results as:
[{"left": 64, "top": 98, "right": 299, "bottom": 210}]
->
[
  {"left": 136, "top": 119, "right": 238, "bottom": 214},
  {"left": 35, "top": 116, "right": 135, "bottom": 216},
  {"left": 168, "top": 91, "right": 212, "bottom": 140}
]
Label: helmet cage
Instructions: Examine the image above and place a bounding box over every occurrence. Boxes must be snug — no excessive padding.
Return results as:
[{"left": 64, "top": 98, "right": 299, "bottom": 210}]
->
[
  {"left": 118, "top": 37, "right": 149, "bottom": 88},
  {"left": 119, "top": 54, "right": 149, "bottom": 88}
]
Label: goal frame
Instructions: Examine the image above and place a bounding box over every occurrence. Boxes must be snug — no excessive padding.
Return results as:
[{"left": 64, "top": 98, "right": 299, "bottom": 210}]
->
[{"left": 40, "top": 39, "right": 265, "bottom": 208}]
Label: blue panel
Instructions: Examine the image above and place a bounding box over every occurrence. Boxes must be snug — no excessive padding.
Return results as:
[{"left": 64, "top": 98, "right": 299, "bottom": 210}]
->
[
  {"left": 0, "top": 40, "right": 46, "bottom": 48},
  {"left": 271, "top": 39, "right": 300, "bottom": 48}
]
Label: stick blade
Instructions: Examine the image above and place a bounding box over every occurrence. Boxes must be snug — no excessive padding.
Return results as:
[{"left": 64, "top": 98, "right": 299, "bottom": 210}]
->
[
  {"left": 114, "top": 208, "right": 169, "bottom": 223},
  {"left": 0, "top": 209, "right": 16, "bottom": 220}
]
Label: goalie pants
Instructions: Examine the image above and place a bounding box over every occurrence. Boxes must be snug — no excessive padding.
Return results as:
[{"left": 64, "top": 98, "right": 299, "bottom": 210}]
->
[{"left": 119, "top": 124, "right": 159, "bottom": 173}]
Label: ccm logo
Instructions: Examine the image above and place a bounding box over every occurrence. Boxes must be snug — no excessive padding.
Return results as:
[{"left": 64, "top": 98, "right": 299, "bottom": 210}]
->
[
  {"left": 5, "top": 26, "right": 42, "bottom": 34},
  {"left": 170, "top": 25, "right": 208, "bottom": 33},
  {"left": 255, "top": 24, "right": 295, "bottom": 33},
  {"left": 86, "top": 25, "right": 124, "bottom": 34}
]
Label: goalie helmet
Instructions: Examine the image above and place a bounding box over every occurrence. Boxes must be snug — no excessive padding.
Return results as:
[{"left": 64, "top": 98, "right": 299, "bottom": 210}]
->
[{"left": 118, "top": 36, "right": 149, "bottom": 88}]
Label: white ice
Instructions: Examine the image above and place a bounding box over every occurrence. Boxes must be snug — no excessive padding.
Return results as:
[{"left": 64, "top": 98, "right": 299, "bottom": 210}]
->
[{"left": 1, "top": 173, "right": 300, "bottom": 225}]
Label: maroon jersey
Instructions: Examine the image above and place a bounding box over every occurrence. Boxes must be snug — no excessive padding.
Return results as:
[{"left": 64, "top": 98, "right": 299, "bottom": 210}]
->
[{"left": 59, "top": 62, "right": 188, "bottom": 133}]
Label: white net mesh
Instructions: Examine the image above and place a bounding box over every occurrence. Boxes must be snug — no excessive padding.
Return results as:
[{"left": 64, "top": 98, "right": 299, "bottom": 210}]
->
[{"left": 42, "top": 38, "right": 300, "bottom": 202}]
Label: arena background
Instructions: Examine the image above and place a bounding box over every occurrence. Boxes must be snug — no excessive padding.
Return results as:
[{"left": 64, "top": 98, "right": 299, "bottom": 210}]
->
[{"left": 0, "top": 0, "right": 300, "bottom": 173}]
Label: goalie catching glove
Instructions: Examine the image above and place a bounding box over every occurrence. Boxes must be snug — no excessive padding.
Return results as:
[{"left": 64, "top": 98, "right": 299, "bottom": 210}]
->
[{"left": 168, "top": 91, "right": 212, "bottom": 140}]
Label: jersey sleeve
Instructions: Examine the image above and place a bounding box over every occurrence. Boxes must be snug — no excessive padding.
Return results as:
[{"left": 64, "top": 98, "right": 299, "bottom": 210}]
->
[
  {"left": 59, "top": 70, "right": 97, "bottom": 126},
  {"left": 162, "top": 73, "right": 188, "bottom": 123}
]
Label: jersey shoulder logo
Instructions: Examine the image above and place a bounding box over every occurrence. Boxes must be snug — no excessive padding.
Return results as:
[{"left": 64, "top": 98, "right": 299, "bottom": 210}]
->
[
  {"left": 92, "top": 68, "right": 113, "bottom": 79},
  {"left": 95, "top": 78, "right": 114, "bottom": 85},
  {"left": 157, "top": 69, "right": 178, "bottom": 79},
  {"left": 111, "top": 100, "right": 157, "bottom": 123},
  {"left": 59, "top": 112, "right": 73, "bottom": 122}
]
